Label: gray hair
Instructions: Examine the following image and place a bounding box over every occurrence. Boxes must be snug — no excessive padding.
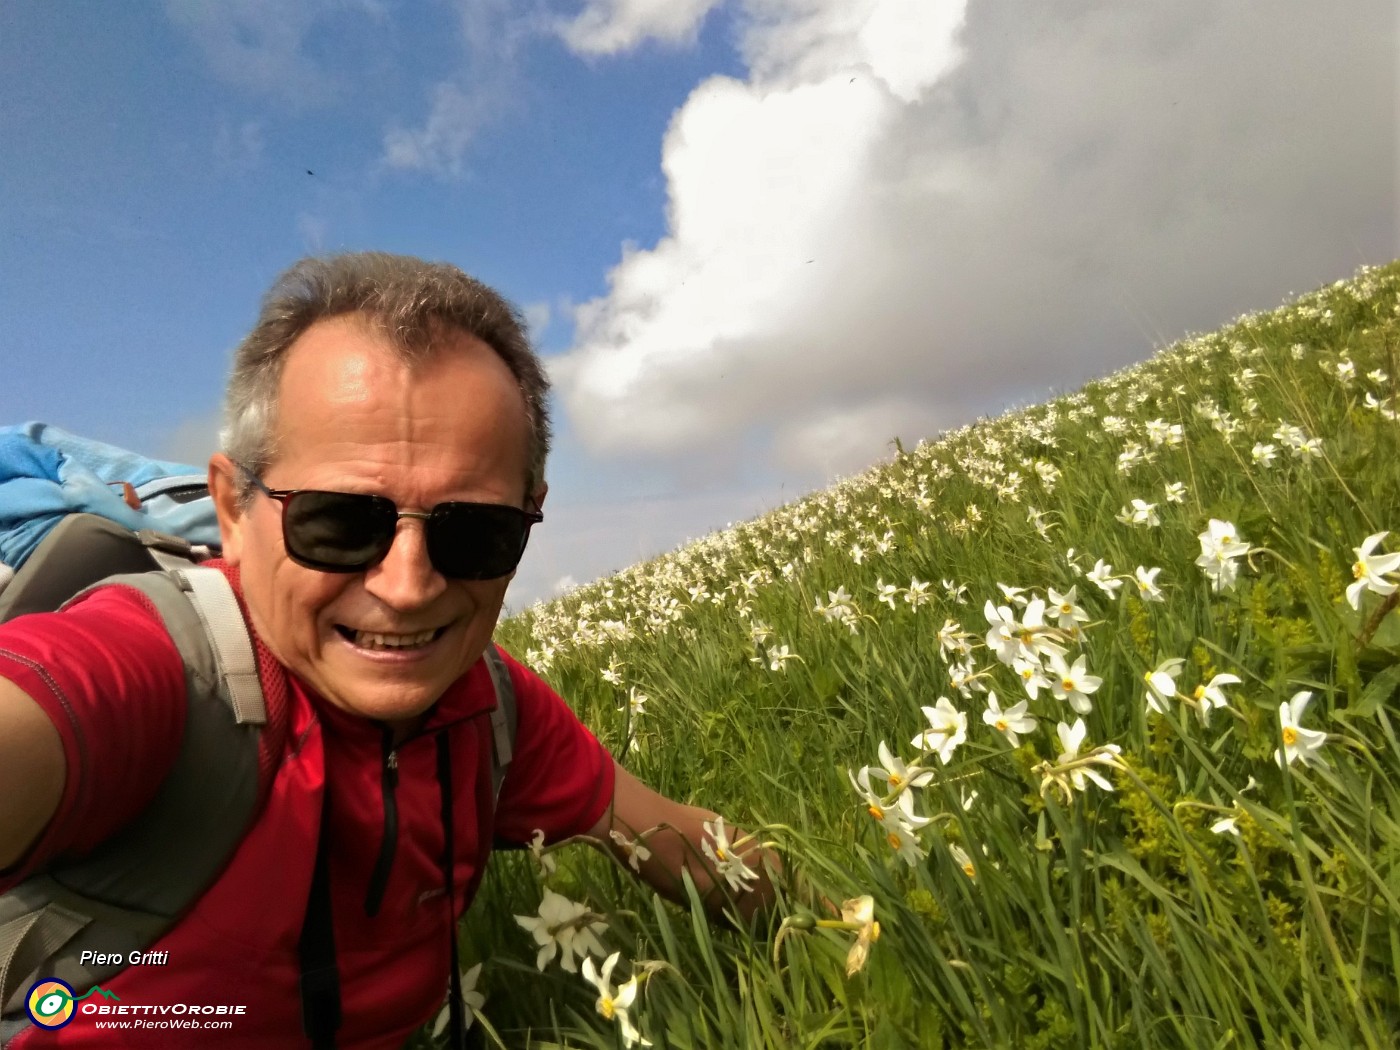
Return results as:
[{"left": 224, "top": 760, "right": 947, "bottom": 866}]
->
[{"left": 221, "top": 252, "right": 550, "bottom": 501}]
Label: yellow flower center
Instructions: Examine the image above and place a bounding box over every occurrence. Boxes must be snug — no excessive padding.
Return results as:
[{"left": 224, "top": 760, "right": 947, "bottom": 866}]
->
[
  {"left": 1193, "top": 685, "right": 1206, "bottom": 700},
  {"left": 1060, "top": 603, "right": 1073, "bottom": 614},
  {"left": 870, "top": 922, "right": 881, "bottom": 941},
  {"left": 867, "top": 804, "right": 885, "bottom": 822},
  {"left": 716, "top": 847, "right": 729, "bottom": 861},
  {"left": 1062, "top": 678, "right": 1075, "bottom": 691},
  {"left": 1020, "top": 668, "right": 1033, "bottom": 681},
  {"left": 889, "top": 773, "right": 904, "bottom": 789},
  {"left": 962, "top": 862, "right": 976, "bottom": 878},
  {"left": 1353, "top": 561, "right": 1366, "bottom": 580},
  {"left": 1282, "top": 726, "right": 1298, "bottom": 746},
  {"left": 995, "top": 718, "right": 1009, "bottom": 732},
  {"left": 886, "top": 832, "right": 901, "bottom": 850},
  {"left": 599, "top": 996, "right": 616, "bottom": 1020}
]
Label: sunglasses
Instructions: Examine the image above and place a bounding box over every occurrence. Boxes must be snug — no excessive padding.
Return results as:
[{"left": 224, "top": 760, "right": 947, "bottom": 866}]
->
[{"left": 236, "top": 464, "right": 543, "bottom": 580}]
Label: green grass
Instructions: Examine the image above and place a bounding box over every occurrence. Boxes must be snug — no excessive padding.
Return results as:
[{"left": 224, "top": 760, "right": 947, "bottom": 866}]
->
[{"left": 440, "top": 261, "right": 1400, "bottom": 1048}]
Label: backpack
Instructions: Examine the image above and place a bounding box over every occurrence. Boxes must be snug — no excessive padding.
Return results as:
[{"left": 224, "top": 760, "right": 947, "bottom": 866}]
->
[{"left": 0, "top": 433, "right": 519, "bottom": 1047}]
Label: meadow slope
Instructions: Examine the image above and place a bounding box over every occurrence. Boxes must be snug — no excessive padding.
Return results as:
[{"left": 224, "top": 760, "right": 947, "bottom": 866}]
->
[{"left": 442, "top": 261, "right": 1400, "bottom": 1049}]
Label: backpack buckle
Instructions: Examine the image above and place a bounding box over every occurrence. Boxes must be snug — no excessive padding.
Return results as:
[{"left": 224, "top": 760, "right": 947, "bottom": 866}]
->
[{"left": 137, "top": 530, "right": 195, "bottom": 556}]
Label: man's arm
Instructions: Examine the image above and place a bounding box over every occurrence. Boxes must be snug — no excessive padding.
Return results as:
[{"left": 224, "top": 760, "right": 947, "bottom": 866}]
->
[
  {"left": 586, "top": 759, "right": 781, "bottom": 924},
  {"left": 0, "top": 676, "right": 65, "bottom": 870}
]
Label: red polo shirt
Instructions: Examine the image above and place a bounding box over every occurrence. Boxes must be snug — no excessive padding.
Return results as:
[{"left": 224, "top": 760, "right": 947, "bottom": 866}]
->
[{"left": 0, "top": 564, "right": 615, "bottom": 1047}]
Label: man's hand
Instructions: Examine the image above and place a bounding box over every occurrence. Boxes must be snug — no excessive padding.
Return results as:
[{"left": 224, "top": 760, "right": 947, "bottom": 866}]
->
[
  {"left": 585, "top": 760, "right": 781, "bottom": 924},
  {"left": 0, "top": 676, "right": 65, "bottom": 870}
]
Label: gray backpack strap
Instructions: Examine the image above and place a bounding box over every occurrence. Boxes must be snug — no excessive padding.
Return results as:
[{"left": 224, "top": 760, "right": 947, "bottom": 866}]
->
[
  {"left": 0, "top": 898, "right": 88, "bottom": 1018},
  {"left": 483, "top": 645, "right": 517, "bottom": 803},
  {"left": 0, "top": 569, "right": 266, "bottom": 1023},
  {"left": 174, "top": 568, "right": 265, "bottom": 726}
]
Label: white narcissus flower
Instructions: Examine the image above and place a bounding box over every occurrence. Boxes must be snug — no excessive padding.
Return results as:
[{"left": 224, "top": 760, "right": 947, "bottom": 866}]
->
[
  {"left": 702, "top": 817, "right": 760, "bottom": 893},
  {"left": 868, "top": 739, "right": 936, "bottom": 793},
  {"left": 982, "top": 691, "right": 1037, "bottom": 746},
  {"left": 1345, "top": 531, "right": 1400, "bottom": 610},
  {"left": 1053, "top": 719, "right": 1121, "bottom": 794},
  {"left": 767, "top": 643, "right": 800, "bottom": 671},
  {"left": 431, "top": 962, "right": 485, "bottom": 1039},
  {"left": 880, "top": 793, "right": 932, "bottom": 866},
  {"left": 949, "top": 843, "right": 977, "bottom": 880},
  {"left": 947, "top": 659, "right": 987, "bottom": 698},
  {"left": 1164, "top": 481, "right": 1188, "bottom": 503},
  {"left": 1134, "top": 565, "right": 1165, "bottom": 602},
  {"left": 997, "top": 582, "right": 1031, "bottom": 606},
  {"left": 849, "top": 766, "right": 894, "bottom": 827},
  {"left": 1144, "top": 657, "right": 1186, "bottom": 714},
  {"left": 601, "top": 657, "right": 624, "bottom": 686},
  {"left": 1195, "top": 520, "right": 1250, "bottom": 593},
  {"left": 1047, "top": 651, "right": 1102, "bottom": 714},
  {"left": 1046, "top": 585, "right": 1090, "bottom": 633},
  {"left": 1087, "top": 559, "right": 1123, "bottom": 597},
  {"left": 841, "top": 895, "right": 880, "bottom": 976},
  {"left": 514, "top": 890, "right": 609, "bottom": 973},
  {"left": 936, "top": 618, "right": 970, "bottom": 658},
  {"left": 1251, "top": 442, "right": 1278, "bottom": 466},
  {"left": 875, "top": 578, "right": 900, "bottom": 610},
  {"left": 1189, "top": 673, "right": 1242, "bottom": 726},
  {"left": 1116, "top": 498, "right": 1161, "bottom": 527},
  {"left": 1012, "top": 655, "right": 1053, "bottom": 700},
  {"left": 1274, "top": 691, "right": 1329, "bottom": 769},
  {"left": 904, "top": 578, "right": 931, "bottom": 607},
  {"left": 608, "top": 830, "right": 653, "bottom": 873},
  {"left": 912, "top": 697, "right": 969, "bottom": 763},
  {"left": 581, "top": 952, "right": 651, "bottom": 1048},
  {"left": 1016, "top": 599, "right": 1065, "bottom": 661},
  {"left": 1211, "top": 816, "right": 1240, "bottom": 836},
  {"left": 984, "top": 600, "right": 1022, "bottom": 665},
  {"left": 529, "top": 828, "right": 557, "bottom": 876}
]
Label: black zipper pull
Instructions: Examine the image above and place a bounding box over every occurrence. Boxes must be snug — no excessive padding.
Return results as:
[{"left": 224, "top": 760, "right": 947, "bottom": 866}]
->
[{"left": 364, "top": 731, "right": 400, "bottom": 916}]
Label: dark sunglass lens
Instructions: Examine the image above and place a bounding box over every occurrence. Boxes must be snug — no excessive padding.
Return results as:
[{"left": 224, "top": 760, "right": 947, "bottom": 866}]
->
[
  {"left": 428, "top": 504, "right": 531, "bottom": 579},
  {"left": 284, "top": 492, "right": 397, "bottom": 569}
]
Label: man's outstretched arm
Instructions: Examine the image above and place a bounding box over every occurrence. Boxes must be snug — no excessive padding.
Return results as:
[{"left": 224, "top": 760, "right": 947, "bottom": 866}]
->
[
  {"left": 0, "top": 676, "right": 65, "bottom": 870},
  {"left": 585, "top": 759, "right": 781, "bottom": 924}
]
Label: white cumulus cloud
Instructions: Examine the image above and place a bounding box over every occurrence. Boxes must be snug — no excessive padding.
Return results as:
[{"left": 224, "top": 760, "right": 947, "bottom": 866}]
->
[
  {"left": 550, "top": 0, "right": 1396, "bottom": 484},
  {"left": 557, "top": 0, "right": 725, "bottom": 56}
]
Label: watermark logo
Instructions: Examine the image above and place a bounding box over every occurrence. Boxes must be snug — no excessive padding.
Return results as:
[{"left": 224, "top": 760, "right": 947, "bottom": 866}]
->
[{"left": 25, "top": 980, "right": 120, "bottom": 1029}]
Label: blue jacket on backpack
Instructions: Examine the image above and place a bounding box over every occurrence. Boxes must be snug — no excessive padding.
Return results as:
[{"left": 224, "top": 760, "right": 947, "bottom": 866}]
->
[{"left": 0, "top": 421, "right": 221, "bottom": 573}]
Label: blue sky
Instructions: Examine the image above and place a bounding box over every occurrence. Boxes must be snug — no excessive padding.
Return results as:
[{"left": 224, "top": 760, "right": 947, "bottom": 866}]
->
[{"left": 2, "top": 1, "right": 1395, "bottom": 607}]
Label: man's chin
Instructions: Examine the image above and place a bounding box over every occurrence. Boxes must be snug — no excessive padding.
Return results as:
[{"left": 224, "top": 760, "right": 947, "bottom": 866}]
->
[{"left": 310, "top": 664, "right": 447, "bottom": 724}]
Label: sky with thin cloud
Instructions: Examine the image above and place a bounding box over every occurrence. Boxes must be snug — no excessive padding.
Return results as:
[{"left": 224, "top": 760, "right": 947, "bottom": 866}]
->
[{"left": 2, "top": 0, "right": 1395, "bottom": 608}]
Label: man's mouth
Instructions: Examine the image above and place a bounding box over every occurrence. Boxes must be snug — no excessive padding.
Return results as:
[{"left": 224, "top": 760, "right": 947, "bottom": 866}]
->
[{"left": 335, "top": 626, "right": 448, "bottom": 651}]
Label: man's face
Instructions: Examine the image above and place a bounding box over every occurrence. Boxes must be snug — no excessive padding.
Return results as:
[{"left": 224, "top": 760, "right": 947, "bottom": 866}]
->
[{"left": 210, "top": 313, "right": 541, "bottom": 727}]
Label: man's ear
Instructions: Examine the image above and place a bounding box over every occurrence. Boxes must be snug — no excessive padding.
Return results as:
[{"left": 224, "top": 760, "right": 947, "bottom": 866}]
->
[
  {"left": 528, "top": 481, "right": 548, "bottom": 516},
  {"left": 208, "top": 453, "right": 246, "bottom": 566}
]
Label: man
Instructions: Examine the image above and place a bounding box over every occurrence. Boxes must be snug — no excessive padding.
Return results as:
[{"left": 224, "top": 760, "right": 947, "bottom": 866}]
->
[{"left": 0, "top": 253, "right": 776, "bottom": 1047}]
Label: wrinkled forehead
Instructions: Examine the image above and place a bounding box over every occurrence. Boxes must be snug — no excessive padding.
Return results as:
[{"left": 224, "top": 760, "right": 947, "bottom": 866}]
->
[{"left": 267, "top": 315, "right": 532, "bottom": 489}]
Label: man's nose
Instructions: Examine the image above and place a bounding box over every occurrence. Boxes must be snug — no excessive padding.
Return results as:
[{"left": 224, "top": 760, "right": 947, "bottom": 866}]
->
[{"left": 362, "top": 519, "right": 447, "bottom": 609}]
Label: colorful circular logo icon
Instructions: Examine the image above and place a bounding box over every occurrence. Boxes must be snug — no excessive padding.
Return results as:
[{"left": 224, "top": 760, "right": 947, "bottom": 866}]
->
[{"left": 27, "top": 979, "right": 77, "bottom": 1029}]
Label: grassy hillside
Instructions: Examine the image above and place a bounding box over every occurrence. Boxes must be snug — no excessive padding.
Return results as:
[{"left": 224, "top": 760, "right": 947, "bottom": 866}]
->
[{"left": 452, "top": 261, "right": 1400, "bottom": 1048}]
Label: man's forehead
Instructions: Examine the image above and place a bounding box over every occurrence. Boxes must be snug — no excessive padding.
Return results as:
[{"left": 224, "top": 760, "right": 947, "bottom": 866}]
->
[{"left": 269, "top": 315, "right": 531, "bottom": 473}]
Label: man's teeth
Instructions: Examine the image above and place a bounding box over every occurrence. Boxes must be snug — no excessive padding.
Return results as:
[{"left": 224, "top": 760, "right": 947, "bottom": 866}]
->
[{"left": 352, "top": 629, "right": 438, "bottom": 650}]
